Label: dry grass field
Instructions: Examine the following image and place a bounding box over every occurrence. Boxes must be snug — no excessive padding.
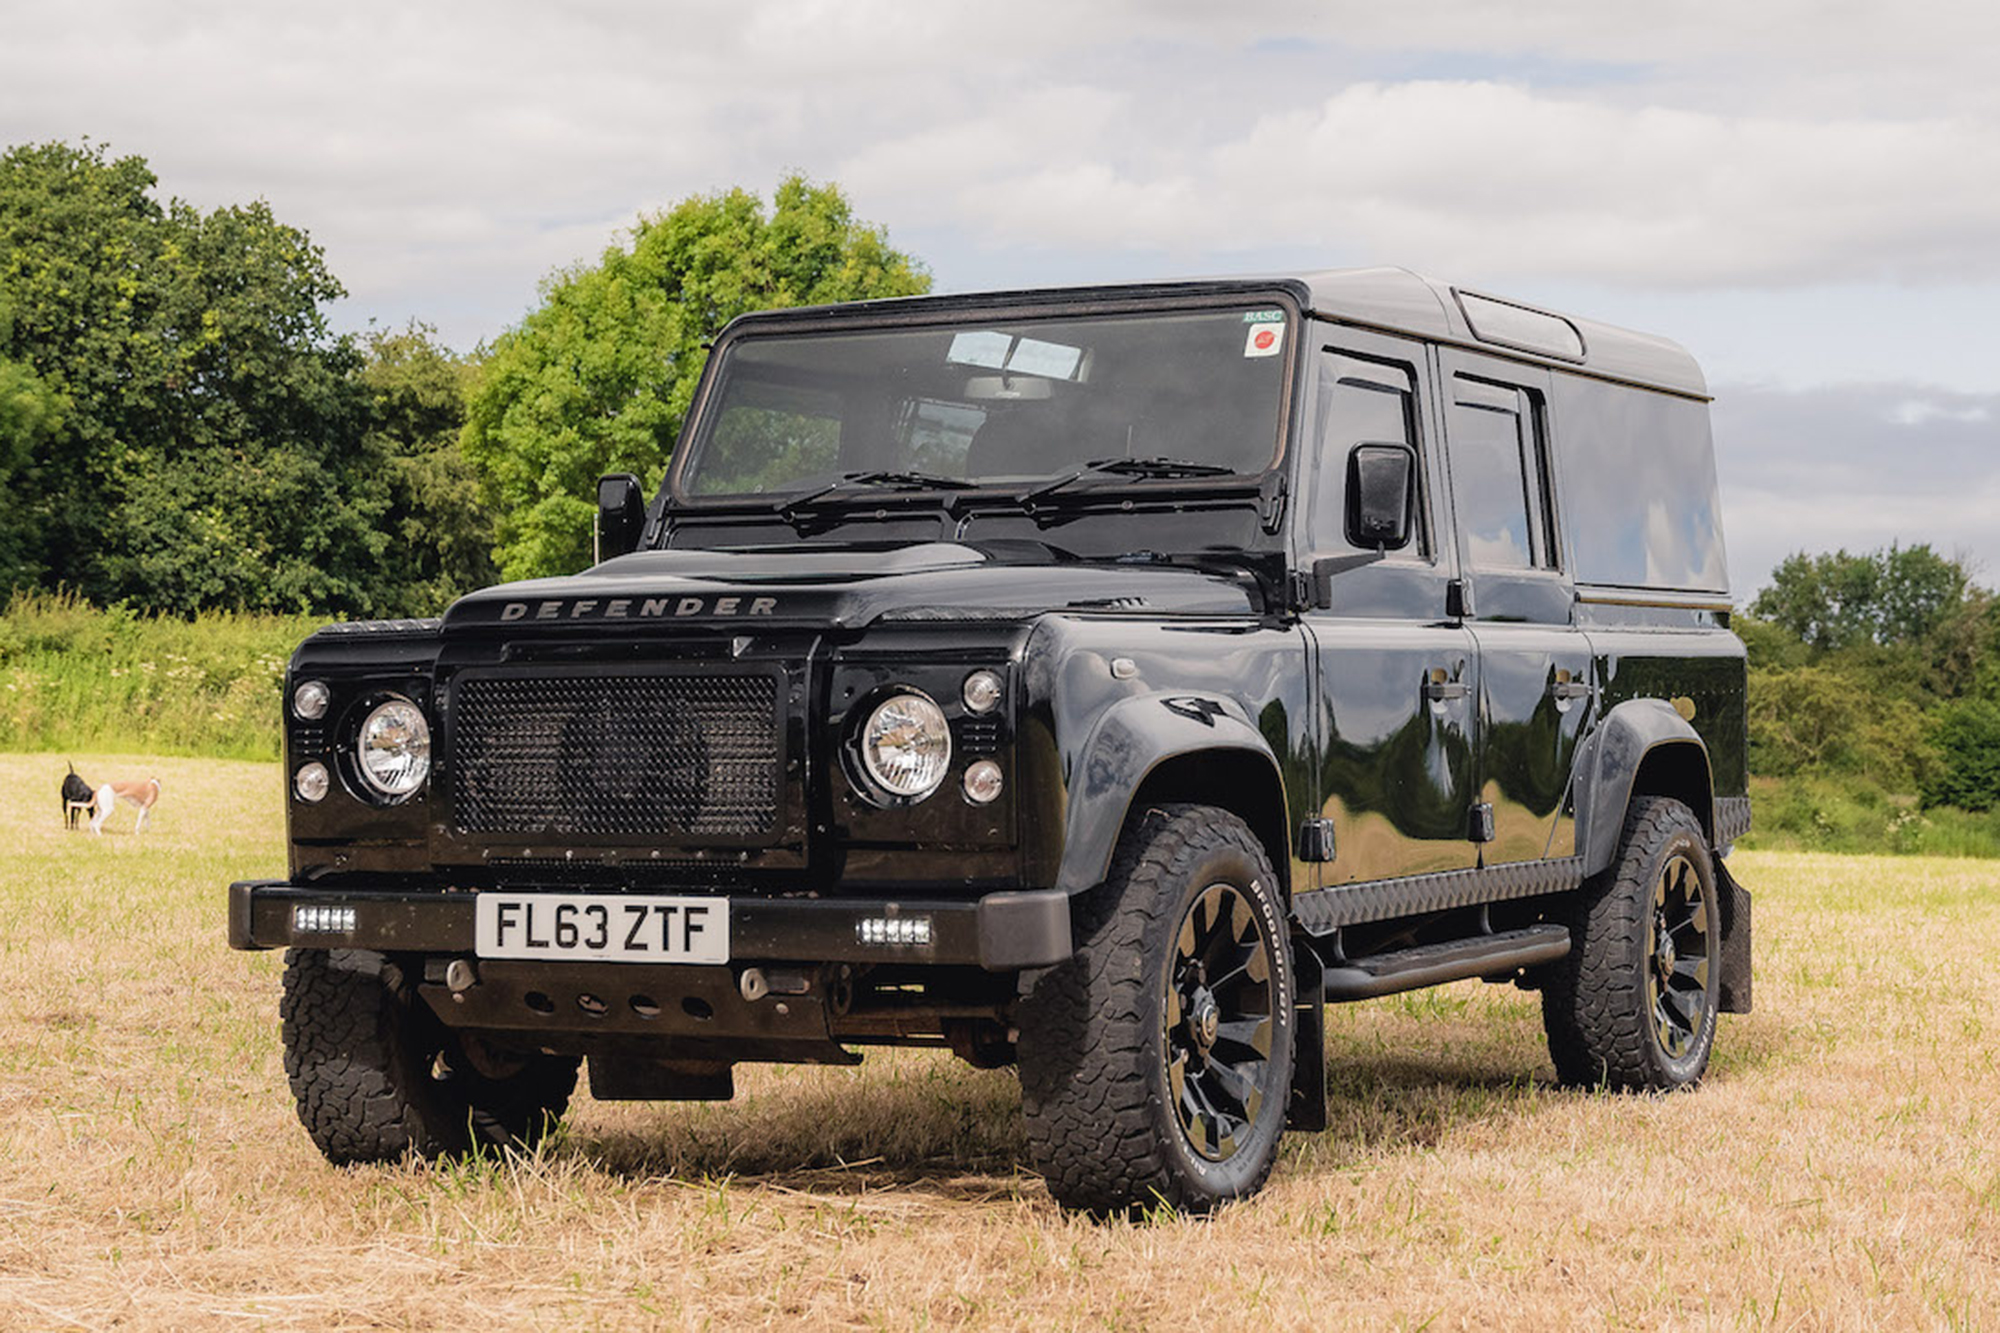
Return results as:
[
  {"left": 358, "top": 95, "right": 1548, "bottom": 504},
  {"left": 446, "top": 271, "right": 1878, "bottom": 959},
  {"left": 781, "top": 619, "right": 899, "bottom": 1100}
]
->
[{"left": 3, "top": 752, "right": 1998, "bottom": 1330}]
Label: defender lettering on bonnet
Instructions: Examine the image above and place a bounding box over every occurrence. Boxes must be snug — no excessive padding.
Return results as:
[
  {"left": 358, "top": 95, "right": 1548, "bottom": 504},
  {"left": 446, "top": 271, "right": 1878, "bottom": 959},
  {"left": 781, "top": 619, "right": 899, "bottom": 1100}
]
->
[
  {"left": 239, "top": 267, "right": 1752, "bottom": 1219},
  {"left": 497, "top": 595, "right": 778, "bottom": 622}
]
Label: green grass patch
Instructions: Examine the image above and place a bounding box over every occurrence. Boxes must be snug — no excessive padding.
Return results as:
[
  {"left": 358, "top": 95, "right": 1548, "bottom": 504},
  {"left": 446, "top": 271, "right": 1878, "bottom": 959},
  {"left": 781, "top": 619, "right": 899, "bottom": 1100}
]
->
[
  {"left": 0, "top": 590, "right": 318, "bottom": 760},
  {"left": 1739, "top": 774, "right": 2000, "bottom": 858}
]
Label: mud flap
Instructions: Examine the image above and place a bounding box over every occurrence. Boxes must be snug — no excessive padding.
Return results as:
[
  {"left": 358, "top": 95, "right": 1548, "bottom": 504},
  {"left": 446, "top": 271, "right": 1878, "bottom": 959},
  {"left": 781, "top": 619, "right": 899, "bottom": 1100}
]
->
[
  {"left": 1716, "top": 859, "right": 1753, "bottom": 1014},
  {"left": 1288, "top": 940, "right": 1328, "bottom": 1131}
]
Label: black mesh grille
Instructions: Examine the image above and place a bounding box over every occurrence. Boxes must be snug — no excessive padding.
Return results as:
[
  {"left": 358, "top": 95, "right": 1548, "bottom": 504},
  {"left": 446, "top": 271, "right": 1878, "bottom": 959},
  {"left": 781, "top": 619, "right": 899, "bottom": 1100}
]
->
[{"left": 451, "top": 673, "right": 781, "bottom": 839}]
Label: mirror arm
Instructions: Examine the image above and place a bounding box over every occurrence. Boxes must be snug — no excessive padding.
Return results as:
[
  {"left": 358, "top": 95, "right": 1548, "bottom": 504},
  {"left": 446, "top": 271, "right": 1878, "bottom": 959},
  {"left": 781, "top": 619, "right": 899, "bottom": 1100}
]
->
[{"left": 1311, "top": 547, "right": 1388, "bottom": 609}]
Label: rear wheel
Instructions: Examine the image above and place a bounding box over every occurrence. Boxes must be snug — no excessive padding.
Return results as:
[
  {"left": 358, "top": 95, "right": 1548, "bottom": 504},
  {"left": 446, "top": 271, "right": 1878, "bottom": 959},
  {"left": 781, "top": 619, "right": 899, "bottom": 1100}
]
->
[
  {"left": 280, "top": 948, "right": 578, "bottom": 1164},
  {"left": 1018, "top": 804, "right": 1294, "bottom": 1215},
  {"left": 1543, "top": 796, "right": 1720, "bottom": 1090}
]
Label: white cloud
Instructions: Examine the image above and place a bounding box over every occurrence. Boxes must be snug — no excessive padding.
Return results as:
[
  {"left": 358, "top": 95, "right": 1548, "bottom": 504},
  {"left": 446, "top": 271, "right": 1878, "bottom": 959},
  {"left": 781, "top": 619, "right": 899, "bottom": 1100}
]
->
[
  {"left": 4, "top": 0, "right": 2000, "bottom": 360},
  {"left": 892, "top": 81, "right": 2000, "bottom": 289}
]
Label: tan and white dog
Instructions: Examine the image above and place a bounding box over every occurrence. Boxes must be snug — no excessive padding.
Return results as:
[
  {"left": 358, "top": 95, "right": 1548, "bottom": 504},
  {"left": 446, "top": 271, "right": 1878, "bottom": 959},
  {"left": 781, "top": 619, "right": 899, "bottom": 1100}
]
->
[{"left": 89, "top": 777, "right": 162, "bottom": 835}]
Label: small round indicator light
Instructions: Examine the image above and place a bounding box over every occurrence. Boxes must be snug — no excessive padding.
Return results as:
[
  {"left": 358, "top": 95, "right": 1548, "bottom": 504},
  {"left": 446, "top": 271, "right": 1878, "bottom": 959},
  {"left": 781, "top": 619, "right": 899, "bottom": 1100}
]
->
[{"left": 963, "top": 759, "right": 1004, "bottom": 805}]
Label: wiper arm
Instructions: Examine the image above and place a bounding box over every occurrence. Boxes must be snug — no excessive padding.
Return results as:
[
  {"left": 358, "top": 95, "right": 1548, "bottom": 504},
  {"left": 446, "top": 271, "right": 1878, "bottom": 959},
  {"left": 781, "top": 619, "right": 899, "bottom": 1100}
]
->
[
  {"left": 776, "top": 469, "right": 976, "bottom": 520},
  {"left": 1017, "top": 456, "right": 1236, "bottom": 504}
]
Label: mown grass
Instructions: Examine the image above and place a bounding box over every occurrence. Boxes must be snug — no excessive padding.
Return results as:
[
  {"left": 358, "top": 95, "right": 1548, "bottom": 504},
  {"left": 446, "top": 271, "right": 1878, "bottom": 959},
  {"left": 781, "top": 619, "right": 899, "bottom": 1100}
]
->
[
  {"left": 0, "top": 591, "right": 318, "bottom": 760},
  {"left": 4, "top": 750, "right": 1999, "bottom": 1329}
]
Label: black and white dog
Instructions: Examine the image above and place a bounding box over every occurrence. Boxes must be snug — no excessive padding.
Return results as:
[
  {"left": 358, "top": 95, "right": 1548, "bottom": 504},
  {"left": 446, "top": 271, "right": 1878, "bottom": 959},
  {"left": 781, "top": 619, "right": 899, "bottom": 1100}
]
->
[{"left": 61, "top": 762, "right": 95, "bottom": 830}]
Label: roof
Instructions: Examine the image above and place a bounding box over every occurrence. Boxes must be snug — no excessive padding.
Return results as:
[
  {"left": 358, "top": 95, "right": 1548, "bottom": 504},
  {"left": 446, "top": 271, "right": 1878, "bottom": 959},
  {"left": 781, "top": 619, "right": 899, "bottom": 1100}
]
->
[
  {"left": 1294, "top": 267, "right": 1708, "bottom": 399},
  {"left": 721, "top": 265, "right": 1711, "bottom": 400}
]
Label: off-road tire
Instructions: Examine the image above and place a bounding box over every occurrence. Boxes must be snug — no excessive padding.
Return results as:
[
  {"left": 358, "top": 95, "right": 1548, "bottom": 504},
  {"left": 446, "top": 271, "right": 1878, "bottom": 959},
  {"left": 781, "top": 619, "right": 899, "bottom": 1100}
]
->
[
  {"left": 280, "top": 948, "right": 578, "bottom": 1164},
  {"left": 1543, "top": 796, "right": 1720, "bottom": 1090},
  {"left": 1018, "top": 803, "right": 1295, "bottom": 1215}
]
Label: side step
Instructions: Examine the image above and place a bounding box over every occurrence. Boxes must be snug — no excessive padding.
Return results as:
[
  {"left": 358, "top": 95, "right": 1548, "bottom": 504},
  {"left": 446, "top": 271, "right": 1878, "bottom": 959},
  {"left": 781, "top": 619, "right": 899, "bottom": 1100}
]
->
[{"left": 1320, "top": 924, "right": 1571, "bottom": 1002}]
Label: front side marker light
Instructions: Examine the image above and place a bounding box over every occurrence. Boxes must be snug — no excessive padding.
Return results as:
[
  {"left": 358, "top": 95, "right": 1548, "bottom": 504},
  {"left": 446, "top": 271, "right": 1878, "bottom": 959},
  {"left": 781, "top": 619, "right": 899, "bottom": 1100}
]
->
[
  {"left": 293, "top": 679, "right": 331, "bottom": 720},
  {"left": 294, "top": 762, "right": 330, "bottom": 802},
  {"left": 963, "top": 759, "right": 1004, "bottom": 805},
  {"left": 858, "top": 916, "right": 934, "bottom": 946},
  {"left": 962, "top": 669, "right": 1004, "bottom": 714}
]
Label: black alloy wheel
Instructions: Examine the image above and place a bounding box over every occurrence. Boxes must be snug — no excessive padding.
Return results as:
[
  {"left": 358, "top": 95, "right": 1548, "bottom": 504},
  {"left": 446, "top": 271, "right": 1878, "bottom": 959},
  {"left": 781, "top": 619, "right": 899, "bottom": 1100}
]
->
[
  {"left": 1166, "top": 882, "right": 1279, "bottom": 1163},
  {"left": 1646, "top": 851, "right": 1711, "bottom": 1061}
]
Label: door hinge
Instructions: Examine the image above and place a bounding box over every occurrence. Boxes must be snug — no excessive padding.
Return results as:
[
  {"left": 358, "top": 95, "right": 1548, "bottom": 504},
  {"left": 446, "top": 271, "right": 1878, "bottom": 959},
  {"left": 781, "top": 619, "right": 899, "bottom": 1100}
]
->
[
  {"left": 1258, "top": 471, "right": 1288, "bottom": 532},
  {"left": 1468, "top": 802, "right": 1496, "bottom": 843},
  {"left": 1296, "top": 817, "right": 1338, "bottom": 863},
  {"left": 1446, "top": 577, "right": 1475, "bottom": 620}
]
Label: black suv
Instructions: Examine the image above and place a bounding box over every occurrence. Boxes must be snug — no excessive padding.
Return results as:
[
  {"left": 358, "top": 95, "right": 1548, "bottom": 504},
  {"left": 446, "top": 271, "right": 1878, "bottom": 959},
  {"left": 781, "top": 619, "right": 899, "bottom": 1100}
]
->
[{"left": 231, "top": 269, "right": 1752, "bottom": 1214}]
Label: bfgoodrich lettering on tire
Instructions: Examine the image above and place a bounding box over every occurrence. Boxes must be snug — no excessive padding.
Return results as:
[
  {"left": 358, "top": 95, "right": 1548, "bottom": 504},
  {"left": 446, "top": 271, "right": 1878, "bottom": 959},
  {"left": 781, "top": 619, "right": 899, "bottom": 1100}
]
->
[
  {"left": 280, "top": 948, "right": 578, "bottom": 1164},
  {"left": 1018, "top": 803, "right": 1295, "bottom": 1215},
  {"left": 1542, "top": 796, "right": 1720, "bottom": 1091}
]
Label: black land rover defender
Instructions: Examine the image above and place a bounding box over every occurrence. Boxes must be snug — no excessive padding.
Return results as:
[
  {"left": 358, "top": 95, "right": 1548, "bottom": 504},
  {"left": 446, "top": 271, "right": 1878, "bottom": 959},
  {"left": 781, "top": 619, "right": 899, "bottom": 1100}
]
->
[{"left": 231, "top": 269, "right": 1752, "bottom": 1214}]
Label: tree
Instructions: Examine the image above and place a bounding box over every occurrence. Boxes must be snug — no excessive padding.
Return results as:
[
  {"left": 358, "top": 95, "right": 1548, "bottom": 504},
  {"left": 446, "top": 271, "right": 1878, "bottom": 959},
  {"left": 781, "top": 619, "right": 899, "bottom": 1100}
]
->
[
  {"left": 0, "top": 300, "right": 63, "bottom": 588},
  {"left": 1750, "top": 544, "right": 1969, "bottom": 652},
  {"left": 462, "top": 175, "right": 930, "bottom": 580},
  {"left": 355, "top": 322, "right": 495, "bottom": 614},
  {"left": 1923, "top": 699, "right": 2000, "bottom": 812},
  {"left": 0, "top": 140, "right": 425, "bottom": 614}
]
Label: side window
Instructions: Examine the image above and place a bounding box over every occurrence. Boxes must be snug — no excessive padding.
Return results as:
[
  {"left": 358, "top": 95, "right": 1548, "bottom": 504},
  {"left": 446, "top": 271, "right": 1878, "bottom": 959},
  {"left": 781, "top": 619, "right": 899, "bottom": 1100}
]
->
[
  {"left": 1447, "top": 376, "right": 1556, "bottom": 571},
  {"left": 1311, "top": 353, "right": 1427, "bottom": 557}
]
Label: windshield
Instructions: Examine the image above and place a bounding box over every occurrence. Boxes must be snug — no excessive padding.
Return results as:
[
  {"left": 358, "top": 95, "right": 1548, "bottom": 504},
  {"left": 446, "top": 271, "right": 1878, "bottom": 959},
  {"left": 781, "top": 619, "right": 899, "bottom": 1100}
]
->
[{"left": 678, "top": 303, "right": 1292, "bottom": 498}]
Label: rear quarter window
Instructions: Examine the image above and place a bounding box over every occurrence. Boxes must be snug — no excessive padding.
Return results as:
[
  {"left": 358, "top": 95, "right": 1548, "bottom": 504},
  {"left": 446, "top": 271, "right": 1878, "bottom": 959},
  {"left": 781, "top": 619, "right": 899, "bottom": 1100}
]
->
[{"left": 1551, "top": 376, "right": 1729, "bottom": 592}]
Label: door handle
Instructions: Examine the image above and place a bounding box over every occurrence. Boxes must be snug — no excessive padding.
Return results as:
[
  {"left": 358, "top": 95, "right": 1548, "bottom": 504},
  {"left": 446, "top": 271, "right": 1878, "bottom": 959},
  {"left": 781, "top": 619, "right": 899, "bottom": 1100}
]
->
[
  {"left": 1422, "top": 669, "right": 1467, "bottom": 703},
  {"left": 1549, "top": 669, "right": 1591, "bottom": 703}
]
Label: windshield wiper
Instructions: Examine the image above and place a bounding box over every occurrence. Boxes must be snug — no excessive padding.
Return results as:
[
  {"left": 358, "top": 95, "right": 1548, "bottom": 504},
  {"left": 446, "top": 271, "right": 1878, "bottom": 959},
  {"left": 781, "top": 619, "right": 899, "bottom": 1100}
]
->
[
  {"left": 1017, "top": 456, "right": 1236, "bottom": 504},
  {"left": 775, "top": 469, "right": 976, "bottom": 520}
]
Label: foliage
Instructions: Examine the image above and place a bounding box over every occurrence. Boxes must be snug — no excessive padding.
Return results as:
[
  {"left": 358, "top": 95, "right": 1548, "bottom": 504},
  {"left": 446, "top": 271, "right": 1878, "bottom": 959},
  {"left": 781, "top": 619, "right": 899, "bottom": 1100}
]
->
[
  {"left": 462, "top": 174, "right": 930, "bottom": 581},
  {"left": 1740, "top": 775, "right": 2000, "bottom": 858},
  {"left": 1749, "top": 543, "right": 1968, "bottom": 652},
  {"left": 356, "top": 322, "right": 494, "bottom": 613},
  {"left": 0, "top": 141, "right": 391, "bottom": 611},
  {"left": 0, "top": 140, "right": 513, "bottom": 618},
  {"left": 0, "top": 589, "right": 314, "bottom": 759},
  {"left": 1743, "top": 544, "right": 2000, "bottom": 847},
  {"left": 1923, "top": 699, "right": 2000, "bottom": 812}
]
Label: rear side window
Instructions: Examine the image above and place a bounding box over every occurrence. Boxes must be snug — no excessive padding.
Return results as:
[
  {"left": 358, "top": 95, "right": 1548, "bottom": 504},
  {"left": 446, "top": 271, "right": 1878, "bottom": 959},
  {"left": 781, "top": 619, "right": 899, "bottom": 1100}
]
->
[
  {"left": 1446, "top": 377, "right": 1556, "bottom": 571},
  {"left": 1551, "top": 377, "right": 1729, "bottom": 592}
]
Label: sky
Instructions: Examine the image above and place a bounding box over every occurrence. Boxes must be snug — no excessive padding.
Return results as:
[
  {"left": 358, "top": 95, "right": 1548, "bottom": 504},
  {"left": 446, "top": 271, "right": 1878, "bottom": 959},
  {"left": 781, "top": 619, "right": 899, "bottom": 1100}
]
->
[{"left": 4, "top": 0, "right": 1997, "bottom": 601}]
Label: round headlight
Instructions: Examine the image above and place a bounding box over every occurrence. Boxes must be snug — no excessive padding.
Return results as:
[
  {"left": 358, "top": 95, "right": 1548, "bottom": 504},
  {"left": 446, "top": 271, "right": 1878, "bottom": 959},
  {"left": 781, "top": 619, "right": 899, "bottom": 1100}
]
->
[
  {"left": 962, "top": 669, "right": 1004, "bottom": 714},
  {"left": 356, "top": 697, "right": 431, "bottom": 799},
  {"left": 860, "top": 691, "right": 951, "bottom": 800},
  {"left": 293, "top": 679, "right": 330, "bottom": 721}
]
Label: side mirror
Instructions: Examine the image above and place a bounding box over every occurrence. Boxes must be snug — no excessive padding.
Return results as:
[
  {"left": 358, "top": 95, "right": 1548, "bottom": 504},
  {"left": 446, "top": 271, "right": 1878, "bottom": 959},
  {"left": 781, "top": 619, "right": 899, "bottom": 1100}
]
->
[
  {"left": 1345, "top": 442, "right": 1416, "bottom": 551},
  {"left": 595, "top": 473, "right": 645, "bottom": 562}
]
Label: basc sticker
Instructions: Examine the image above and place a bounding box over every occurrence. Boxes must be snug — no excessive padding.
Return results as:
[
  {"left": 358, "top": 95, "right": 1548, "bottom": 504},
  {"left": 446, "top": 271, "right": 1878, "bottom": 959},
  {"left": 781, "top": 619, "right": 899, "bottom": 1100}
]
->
[{"left": 1243, "top": 320, "right": 1285, "bottom": 358}]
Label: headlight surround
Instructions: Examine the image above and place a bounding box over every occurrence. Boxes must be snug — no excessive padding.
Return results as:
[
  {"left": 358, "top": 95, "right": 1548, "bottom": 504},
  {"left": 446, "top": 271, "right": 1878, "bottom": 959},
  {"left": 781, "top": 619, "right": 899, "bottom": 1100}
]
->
[
  {"left": 354, "top": 696, "right": 431, "bottom": 799},
  {"left": 859, "top": 690, "right": 951, "bottom": 801}
]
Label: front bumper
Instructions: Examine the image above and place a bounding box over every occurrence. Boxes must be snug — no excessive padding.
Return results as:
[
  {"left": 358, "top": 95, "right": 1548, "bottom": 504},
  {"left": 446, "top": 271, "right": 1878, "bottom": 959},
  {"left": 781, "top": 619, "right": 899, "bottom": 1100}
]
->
[{"left": 227, "top": 879, "right": 1072, "bottom": 972}]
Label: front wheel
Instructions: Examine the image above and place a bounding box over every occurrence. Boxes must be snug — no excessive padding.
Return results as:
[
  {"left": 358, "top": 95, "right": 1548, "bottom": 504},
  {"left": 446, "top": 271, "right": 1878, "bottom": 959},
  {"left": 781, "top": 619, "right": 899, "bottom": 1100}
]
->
[
  {"left": 280, "top": 948, "right": 578, "bottom": 1164},
  {"left": 1018, "top": 804, "right": 1295, "bottom": 1215},
  {"left": 1543, "top": 796, "right": 1720, "bottom": 1090}
]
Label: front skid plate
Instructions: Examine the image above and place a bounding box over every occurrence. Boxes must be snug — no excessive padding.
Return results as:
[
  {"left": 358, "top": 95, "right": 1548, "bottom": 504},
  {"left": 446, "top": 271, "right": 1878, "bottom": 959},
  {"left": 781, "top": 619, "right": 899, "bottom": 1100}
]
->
[{"left": 419, "top": 958, "right": 861, "bottom": 1066}]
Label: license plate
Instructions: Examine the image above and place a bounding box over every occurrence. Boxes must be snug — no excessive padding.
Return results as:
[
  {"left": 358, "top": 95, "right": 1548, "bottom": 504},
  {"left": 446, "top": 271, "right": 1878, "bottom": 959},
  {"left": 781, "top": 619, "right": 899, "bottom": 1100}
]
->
[{"left": 475, "top": 893, "right": 730, "bottom": 964}]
